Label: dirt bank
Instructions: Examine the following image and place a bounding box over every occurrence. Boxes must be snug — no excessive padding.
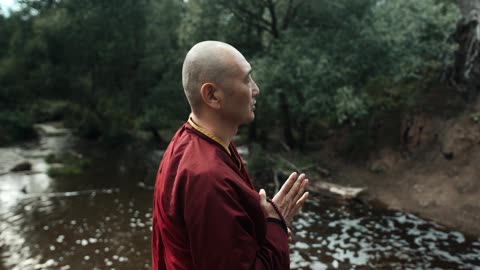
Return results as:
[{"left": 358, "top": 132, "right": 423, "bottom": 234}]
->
[
  {"left": 325, "top": 152, "right": 480, "bottom": 237},
  {"left": 310, "top": 96, "right": 480, "bottom": 237}
]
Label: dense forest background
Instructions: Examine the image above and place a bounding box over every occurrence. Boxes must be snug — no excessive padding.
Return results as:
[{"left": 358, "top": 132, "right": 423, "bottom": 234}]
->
[{"left": 0, "top": 0, "right": 473, "bottom": 155}]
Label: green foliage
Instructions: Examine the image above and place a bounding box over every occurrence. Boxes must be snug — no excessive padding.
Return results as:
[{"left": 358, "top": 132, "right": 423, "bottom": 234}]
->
[
  {"left": 46, "top": 152, "right": 91, "bottom": 177},
  {"left": 334, "top": 86, "right": 368, "bottom": 125},
  {"left": 0, "top": 111, "right": 37, "bottom": 146},
  {"left": 29, "top": 100, "right": 71, "bottom": 122},
  {"left": 0, "top": 0, "right": 190, "bottom": 145},
  {"left": 250, "top": 0, "right": 459, "bottom": 148},
  {"left": 247, "top": 143, "right": 275, "bottom": 179},
  {"left": 0, "top": 0, "right": 463, "bottom": 153},
  {"left": 64, "top": 105, "right": 102, "bottom": 140},
  {"left": 363, "top": 0, "right": 460, "bottom": 81}
]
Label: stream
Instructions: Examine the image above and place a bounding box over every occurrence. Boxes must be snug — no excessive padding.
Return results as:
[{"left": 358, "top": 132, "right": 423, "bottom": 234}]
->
[{"left": 0, "top": 123, "right": 479, "bottom": 270}]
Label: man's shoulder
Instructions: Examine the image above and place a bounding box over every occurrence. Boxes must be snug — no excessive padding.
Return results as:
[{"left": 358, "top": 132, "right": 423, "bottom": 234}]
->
[{"left": 163, "top": 126, "right": 232, "bottom": 174}]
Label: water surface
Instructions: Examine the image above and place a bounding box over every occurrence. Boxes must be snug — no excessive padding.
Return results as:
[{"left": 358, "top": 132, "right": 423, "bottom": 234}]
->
[{"left": 1, "top": 125, "right": 479, "bottom": 269}]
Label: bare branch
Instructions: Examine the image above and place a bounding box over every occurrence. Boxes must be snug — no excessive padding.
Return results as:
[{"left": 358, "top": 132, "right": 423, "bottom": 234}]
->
[
  {"left": 282, "top": 0, "right": 305, "bottom": 30},
  {"left": 265, "top": 0, "right": 279, "bottom": 37},
  {"left": 220, "top": 1, "right": 280, "bottom": 37}
]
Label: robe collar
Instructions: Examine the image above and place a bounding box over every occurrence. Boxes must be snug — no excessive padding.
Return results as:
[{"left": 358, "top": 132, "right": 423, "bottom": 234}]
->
[
  {"left": 187, "top": 117, "right": 231, "bottom": 155},
  {"left": 185, "top": 119, "right": 246, "bottom": 177}
]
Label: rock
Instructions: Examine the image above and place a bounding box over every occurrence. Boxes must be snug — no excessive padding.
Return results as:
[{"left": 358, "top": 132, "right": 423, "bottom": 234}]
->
[
  {"left": 10, "top": 161, "right": 32, "bottom": 172},
  {"left": 440, "top": 117, "right": 480, "bottom": 160},
  {"left": 369, "top": 160, "right": 387, "bottom": 174},
  {"left": 369, "top": 148, "right": 402, "bottom": 173},
  {"left": 33, "top": 123, "right": 69, "bottom": 136}
]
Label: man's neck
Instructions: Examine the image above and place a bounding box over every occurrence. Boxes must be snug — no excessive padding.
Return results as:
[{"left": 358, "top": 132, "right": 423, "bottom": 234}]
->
[{"left": 189, "top": 112, "right": 237, "bottom": 147}]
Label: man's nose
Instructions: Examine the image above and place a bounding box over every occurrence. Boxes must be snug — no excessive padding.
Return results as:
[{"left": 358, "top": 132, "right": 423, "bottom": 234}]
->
[{"left": 252, "top": 80, "right": 260, "bottom": 97}]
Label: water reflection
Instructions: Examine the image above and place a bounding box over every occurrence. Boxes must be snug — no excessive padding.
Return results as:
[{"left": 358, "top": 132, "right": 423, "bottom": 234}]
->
[
  {"left": 1, "top": 191, "right": 152, "bottom": 270},
  {"left": 1, "top": 187, "right": 479, "bottom": 269},
  {"left": 0, "top": 124, "right": 73, "bottom": 211},
  {"left": 0, "top": 173, "right": 52, "bottom": 210}
]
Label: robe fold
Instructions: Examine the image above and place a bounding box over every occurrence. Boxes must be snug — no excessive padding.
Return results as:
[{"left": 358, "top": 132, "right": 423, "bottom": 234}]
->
[{"left": 152, "top": 122, "right": 290, "bottom": 270}]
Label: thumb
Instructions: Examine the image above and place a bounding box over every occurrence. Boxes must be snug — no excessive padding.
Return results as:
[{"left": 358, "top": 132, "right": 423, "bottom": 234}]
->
[
  {"left": 258, "top": 189, "right": 268, "bottom": 216},
  {"left": 259, "top": 189, "right": 266, "bottom": 202}
]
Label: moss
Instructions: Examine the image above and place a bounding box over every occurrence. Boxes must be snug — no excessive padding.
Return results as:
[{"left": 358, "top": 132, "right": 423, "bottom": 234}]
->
[
  {"left": 46, "top": 153, "right": 91, "bottom": 177},
  {"left": 48, "top": 165, "right": 83, "bottom": 176},
  {"left": 45, "top": 153, "right": 58, "bottom": 163}
]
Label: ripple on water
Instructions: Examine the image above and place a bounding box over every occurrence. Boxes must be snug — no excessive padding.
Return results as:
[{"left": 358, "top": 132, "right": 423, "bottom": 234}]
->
[
  {"left": 288, "top": 194, "right": 480, "bottom": 269},
  {"left": 1, "top": 174, "right": 480, "bottom": 269},
  {"left": 0, "top": 191, "right": 153, "bottom": 269}
]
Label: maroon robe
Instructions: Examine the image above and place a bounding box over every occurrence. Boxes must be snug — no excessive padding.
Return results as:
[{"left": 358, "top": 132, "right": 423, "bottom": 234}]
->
[{"left": 152, "top": 122, "right": 289, "bottom": 269}]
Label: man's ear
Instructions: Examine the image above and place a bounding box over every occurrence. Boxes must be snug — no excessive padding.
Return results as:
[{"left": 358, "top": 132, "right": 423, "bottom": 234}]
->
[{"left": 200, "top": 83, "right": 222, "bottom": 110}]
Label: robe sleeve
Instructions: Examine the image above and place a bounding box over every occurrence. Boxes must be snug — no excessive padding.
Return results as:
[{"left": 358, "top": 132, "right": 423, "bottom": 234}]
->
[{"left": 183, "top": 173, "right": 290, "bottom": 270}]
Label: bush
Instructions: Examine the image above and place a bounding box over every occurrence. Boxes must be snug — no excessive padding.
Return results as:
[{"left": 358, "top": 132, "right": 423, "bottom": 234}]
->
[
  {"left": 0, "top": 111, "right": 37, "bottom": 146},
  {"left": 29, "top": 100, "right": 71, "bottom": 123},
  {"left": 64, "top": 105, "right": 102, "bottom": 140}
]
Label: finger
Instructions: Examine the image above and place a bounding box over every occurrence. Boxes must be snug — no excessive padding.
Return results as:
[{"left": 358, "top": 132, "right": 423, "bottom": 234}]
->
[
  {"left": 291, "top": 192, "right": 309, "bottom": 213},
  {"left": 278, "top": 172, "right": 297, "bottom": 196},
  {"left": 292, "top": 178, "right": 308, "bottom": 204},
  {"left": 296, "top": 192, "right": 309, "bottom": 207},
  {"left": 286, "top": 174, "right": 306, "bottom": 200}
]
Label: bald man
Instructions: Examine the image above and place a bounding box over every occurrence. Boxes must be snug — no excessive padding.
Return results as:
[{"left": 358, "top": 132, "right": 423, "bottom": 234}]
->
[{"left": 151, "top": 41, "right": 309, "bottom": 270}]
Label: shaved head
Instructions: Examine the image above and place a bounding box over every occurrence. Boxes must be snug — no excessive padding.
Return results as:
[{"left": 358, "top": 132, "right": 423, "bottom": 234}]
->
[{"left": 182, "top": 41, "right": 245, "bottom": 110}]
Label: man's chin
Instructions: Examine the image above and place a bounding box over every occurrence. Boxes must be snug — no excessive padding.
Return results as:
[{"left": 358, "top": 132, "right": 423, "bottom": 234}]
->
[
  {"left": 241, "top": 114, "right": 255, "bottom": 125},
  {"left": 249, "top": 111, "right": 256, "bottom": 120}
]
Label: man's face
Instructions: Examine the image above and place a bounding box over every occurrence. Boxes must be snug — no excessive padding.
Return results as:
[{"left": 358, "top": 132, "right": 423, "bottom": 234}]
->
[{"left": 220, "top": 53, "right": 260, "bottom": 126}]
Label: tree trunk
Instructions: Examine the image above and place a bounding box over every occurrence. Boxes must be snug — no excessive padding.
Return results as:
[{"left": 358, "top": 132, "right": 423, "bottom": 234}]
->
[
  {"left": 450, "top": 0, "right": 480, "bottom": 101},
  {"left": 279, "top": 92, "right": 296, "bottom": 148},
  {"left": 295, "top": 118, "right": 308, "bottom": 150}
]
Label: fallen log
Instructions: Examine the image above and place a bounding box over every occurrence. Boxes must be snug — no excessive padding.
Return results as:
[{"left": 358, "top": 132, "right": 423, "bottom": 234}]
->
[{"left": 311, "top": 180, "right": 365, "bottom": 199}]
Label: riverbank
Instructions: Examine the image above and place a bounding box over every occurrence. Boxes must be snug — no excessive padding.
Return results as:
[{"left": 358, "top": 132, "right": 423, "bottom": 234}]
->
[
  {"left": 302, "top": 96, "right": 480, "bottom": 237},
  {"left": 312, "top": 153, "right": 480, "bottom": 238}
]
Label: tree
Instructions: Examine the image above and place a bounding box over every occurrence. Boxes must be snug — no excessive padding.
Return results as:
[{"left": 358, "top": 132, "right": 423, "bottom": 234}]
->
[
  {"left": 252, "top": 0, "right": 459, "bottom": 149},
  {"left": 449, "top": 0, "right": 480, "bottom": 101},
  {"left": 137, "top": 0, "right": 187, "bottom": 142}
]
